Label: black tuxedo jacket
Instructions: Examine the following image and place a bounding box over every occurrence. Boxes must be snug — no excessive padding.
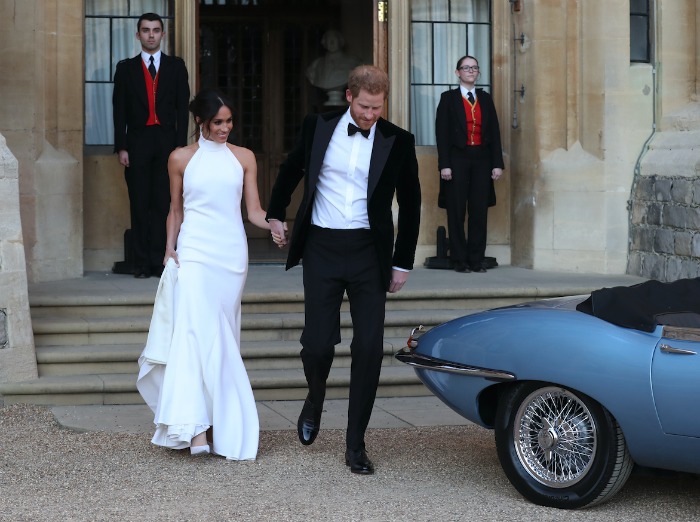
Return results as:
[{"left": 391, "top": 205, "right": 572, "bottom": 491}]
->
[
  {"left": 267, "top": 111, "right": 422, "bottom": 289},
  {"left": 112, "top": 53, "right": 190, "bottom": 152},
  {"left": 435, "top": 87, "right": 504, "bottom": 171}
]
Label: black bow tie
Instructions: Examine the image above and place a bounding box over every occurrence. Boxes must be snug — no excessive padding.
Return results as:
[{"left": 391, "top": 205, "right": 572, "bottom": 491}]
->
[{"left": 348, "top": 122, "right": 370, "bottom": 138}]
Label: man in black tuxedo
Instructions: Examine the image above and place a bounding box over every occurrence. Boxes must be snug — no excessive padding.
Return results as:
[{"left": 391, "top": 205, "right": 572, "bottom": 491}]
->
[
  {"left": 435, "top": 55, "right": 504, "bottom": 274},
  {"left": 113, "top": 12, "right": 189, "bottom": 278},
  {"left": 267, "top": 65, "right": 421, "bottom": 475}
]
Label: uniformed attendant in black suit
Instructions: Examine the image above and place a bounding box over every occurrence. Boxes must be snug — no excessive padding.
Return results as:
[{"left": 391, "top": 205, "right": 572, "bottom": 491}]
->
[
  {"left": 113, "top": 12, "right": 190, "bottom": 278},
  {"left": 435, "top": 55, "right": 504, "bottom": 273},
  {"left": 266, "top": 65, "right": 421, "bottom": 475}
]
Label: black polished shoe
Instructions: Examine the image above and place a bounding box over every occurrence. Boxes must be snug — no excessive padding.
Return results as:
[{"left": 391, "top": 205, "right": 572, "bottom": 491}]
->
[
  {"left": 297, "top": 399, "right": 321, "bottom": 446},
  {"left": 345, "top": 448, "right": 374, "bottom": 475},
  {"left": 454, "top": 262, "right": 471, "bottom": 273},
  {"left": 134, "top": 267, "right": 151, "bottom": 279},
  {"left": 470, "top": 264, "right": 487, "bottom": 273}
]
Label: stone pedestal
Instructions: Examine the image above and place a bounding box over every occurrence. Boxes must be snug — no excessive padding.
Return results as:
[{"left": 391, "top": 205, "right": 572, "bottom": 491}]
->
[{"left": 0, "top": 134, "right": 37, "bottom": 383}]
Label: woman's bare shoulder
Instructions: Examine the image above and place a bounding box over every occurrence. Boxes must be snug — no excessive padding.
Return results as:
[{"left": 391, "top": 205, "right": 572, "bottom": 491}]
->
[
  {"left": 227, "top": 143, "right": 255, "bottom": 167},
  {"left": 169, "top": 143, "right": 198, "bottom": 168}
]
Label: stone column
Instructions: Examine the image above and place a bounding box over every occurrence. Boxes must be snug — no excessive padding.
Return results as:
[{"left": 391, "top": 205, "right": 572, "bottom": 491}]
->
[
  {"left": 0, "top": 0, "right": 84, "bottom": 282},
  {"left": 0, "top": 134, "right": 37, "bottom": 383}
]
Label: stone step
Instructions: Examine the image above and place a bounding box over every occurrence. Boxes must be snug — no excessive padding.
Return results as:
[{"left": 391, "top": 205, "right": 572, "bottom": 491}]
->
[
  {"left": 645, "top": 129, "right": 700, "bottom": 150},
  {"left": 660, "top": 102, "right": 700, "bottom": 132},
  {"left": 30, "top": 309, "right": 470, "bottom": 346},
  {"left": 28, "top": 292, "right": 525, "bottom": 317},
  {"left": 36, "top": 338, "right": 411, "bottom": 376},
  {"left": 640, "top": 147, "right": 700, "bottom": 178},
  {"left": 0, "top": 365, "right": 426, "bottom": 406}
]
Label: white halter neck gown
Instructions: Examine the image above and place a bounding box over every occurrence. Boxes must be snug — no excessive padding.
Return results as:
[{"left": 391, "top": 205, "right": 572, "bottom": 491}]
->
[{"left": 137, "top": 134, "right": 259, "bottom": 460}]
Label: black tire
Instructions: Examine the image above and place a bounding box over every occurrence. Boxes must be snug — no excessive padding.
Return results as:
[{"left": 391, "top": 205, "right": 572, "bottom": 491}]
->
[{"left": 495, "top": 383, "right": 633, "bottom": 509}]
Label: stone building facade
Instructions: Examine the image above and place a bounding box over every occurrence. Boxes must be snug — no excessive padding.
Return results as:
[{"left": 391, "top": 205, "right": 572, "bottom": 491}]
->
[{"left": 0, "top": 0, "right": 699, "bottom": 380}]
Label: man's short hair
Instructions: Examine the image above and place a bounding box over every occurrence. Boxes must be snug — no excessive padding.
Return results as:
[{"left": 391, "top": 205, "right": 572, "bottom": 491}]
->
[
  {"left": 347, "top": 65, "right": 389, "bottom": 98},
  {"left": 138, "top": 13, "right": 164, "bottom": 32}
]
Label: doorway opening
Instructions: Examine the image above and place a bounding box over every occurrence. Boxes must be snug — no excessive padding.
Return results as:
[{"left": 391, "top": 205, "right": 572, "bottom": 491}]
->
[{"left": 198, "top": 0, "right": 374, "bottom": 262}]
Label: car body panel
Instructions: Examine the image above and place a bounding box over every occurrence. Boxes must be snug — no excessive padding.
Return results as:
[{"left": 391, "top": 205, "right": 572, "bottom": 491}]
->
[{"left": 399, "top": 300, "right": 700, "bottom": 475}]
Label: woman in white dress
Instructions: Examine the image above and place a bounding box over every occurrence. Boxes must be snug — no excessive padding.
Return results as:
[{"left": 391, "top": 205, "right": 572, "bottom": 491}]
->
[{"left": 137, "top": 89, "right": 286, "bottom": 459}]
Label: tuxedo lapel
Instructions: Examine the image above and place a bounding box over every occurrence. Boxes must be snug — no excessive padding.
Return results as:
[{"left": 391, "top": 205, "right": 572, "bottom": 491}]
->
[
  {"left": 308, "top": 113, "right": 341, "bottom": 191},
  {"left": 368, "top": 120, "right": 395, "bottom": 199}
]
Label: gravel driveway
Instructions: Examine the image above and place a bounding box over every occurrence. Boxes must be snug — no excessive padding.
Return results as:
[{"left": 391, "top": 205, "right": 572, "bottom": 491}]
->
[{"left": 1, "top": 404, "right": 699, "bottom": 521}]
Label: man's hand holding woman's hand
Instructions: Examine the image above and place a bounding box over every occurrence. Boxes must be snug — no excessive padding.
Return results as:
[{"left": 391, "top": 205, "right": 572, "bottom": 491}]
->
[{"left": 269, "top": 219, "right": 289, "bottom": 248}]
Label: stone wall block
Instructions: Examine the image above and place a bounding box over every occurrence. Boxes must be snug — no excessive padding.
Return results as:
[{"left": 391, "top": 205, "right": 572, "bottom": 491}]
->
[
  {"left": 644, "top": 253, "right": 665, "bottom": 280},
  {"left": 681, "top": 258, "right": 700, "bottom": 278},
  {"left": 634, "top": 176, "right": 655, "bottom": 200},
  {"left": 627, "top": 251, "right": 642, "bottom": 274},
  {"left": 693, "top": 186, "right": 700, "bottom": 206},
  {"left": 655, "top": 179, "right": 673, "bottom": 201},
  {"left": 674, "top": 231, "right": 693, "bottom": 256},
  {"left": 631, "top": 227, "right": 655, "bottom": 251},
  {"left": 692, "top": 234, "right": 700, "bottom": 257},
  {"left": 671, "top": 179, "right": 693, "bottom": 204},
  {"left": 663, "top": 205, "right": 687, "bottom": 228},
  {"left": 687, "top": 207, "right": 700, "bottom": 229},
  {"left": 646, "top": 203, "right": 661, "bottom": 226},
  {"left": 653, "top": 228, "right": 675, "bottom": 254},
  {"left": 639, "top": 228, "right": 655, "bottom": 251},
  {"left": 666, "top": 257, "right": 684, "bottom": 281},
  {"left": 630, "top": 202, "right": 646, "bottom": 224}
]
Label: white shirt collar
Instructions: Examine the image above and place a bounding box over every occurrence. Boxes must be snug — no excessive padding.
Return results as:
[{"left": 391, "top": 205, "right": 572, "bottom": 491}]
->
[
  {"left": 460, "top": 85, "right": 475, "bottom": 100},
  {"left": 142, "top": 50, "right": 162, "bottom": 69},
  {"left": 342, "top": 109, "right": 376, "bottom": 140}
]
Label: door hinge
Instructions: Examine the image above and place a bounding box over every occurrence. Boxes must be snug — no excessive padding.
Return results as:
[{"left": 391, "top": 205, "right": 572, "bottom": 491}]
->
[{"left": 378, "top": 1, "right": 388, "bottom": 23}]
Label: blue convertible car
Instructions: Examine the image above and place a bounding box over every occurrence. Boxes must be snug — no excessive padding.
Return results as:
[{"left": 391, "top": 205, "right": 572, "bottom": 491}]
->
[{"left": 396, "top": 278, "right": 700, "bottom": 509}]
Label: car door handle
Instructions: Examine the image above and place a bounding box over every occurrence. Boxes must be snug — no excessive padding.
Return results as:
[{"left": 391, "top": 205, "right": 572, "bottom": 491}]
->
[{"left": 660, "top": 344, "right": 697, "bottom": 355}]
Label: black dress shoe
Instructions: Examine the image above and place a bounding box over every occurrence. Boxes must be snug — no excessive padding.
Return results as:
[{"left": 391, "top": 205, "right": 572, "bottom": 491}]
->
[
  {"left": 454, "top": 263, "right": 471, "bottom": 273},
  {"left": 297, "top": 399, "right": 321, "bottom": 445},
  {"left": 134, "top": 268, "right": 151, "bottom": 279},
  {"left": 470, "top": 265, "right": 487, "bottom": 273},
  {"left": 345, "top": 448, "right": 374, "bottom": 475}
]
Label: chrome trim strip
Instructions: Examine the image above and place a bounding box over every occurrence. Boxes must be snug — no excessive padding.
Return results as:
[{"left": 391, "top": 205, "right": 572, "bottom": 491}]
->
[
  {"left": 662, "top": 326, "right": 700, "bottom": 342},
  {"left": 660, "top": 344, "right": 697, "bottom": 355},
  {"left": 395, "top": 350, "right": 516, "bottom": 381}
]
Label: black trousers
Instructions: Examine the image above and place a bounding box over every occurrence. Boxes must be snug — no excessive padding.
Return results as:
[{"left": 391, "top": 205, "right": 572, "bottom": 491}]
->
[
  {"left": 300, "top": 226, "right": 386, "bottom": 451},
  {"left": 444, "top": 146, "right": 492, "bottom": 268},
  {"left": 124, "top": 125, "right": 175, "bottom": 271}
]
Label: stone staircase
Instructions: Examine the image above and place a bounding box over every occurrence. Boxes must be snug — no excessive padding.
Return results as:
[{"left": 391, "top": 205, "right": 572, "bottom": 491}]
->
[{"left": 1, "top": 286, "right": 532, "bottom": 406}]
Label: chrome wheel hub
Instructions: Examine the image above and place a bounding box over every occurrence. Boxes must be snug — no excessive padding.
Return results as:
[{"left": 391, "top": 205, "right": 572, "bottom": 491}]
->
[{"left": 514, "top": 387, "right": 597, "bottom": 488}]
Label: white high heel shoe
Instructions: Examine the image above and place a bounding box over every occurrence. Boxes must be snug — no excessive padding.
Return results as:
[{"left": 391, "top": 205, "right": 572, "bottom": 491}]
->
[{"left": 190, "top": 444, "right": 210, "bottom": 456}]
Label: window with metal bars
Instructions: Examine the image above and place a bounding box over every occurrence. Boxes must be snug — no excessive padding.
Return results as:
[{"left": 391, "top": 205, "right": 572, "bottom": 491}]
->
[{"left": 410, "top": 0, "right": 492, "bottom": 146}]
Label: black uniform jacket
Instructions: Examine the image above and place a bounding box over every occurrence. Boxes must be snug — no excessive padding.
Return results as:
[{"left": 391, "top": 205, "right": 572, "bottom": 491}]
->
[{"left": 112, "top": 53, "right": 190, "bottom": 153}]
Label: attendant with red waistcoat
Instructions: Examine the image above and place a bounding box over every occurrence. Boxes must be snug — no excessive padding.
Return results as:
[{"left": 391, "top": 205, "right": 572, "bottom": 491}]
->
[
  {"left": 435, "top": 55, "right": 504, "bottom": 273},
  {"left": 113, "top": 12, "right": 190, "bottom": 278}
]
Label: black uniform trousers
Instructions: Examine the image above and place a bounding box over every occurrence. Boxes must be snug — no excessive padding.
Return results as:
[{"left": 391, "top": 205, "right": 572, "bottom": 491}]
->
[
  {"left": 444, "top": 145, "right": 492, "bottom": 269},
  {"left": 299, "top": 225, "right": 386, "bottom": 451},
  {"left": 124, "top": 125, "right": 175, "bottom": 272}
]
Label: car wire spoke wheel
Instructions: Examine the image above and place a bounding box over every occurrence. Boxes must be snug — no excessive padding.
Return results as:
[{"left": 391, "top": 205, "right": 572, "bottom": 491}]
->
[
  {"left": 495, "top": 382, "right": 633, "bottom": 509},
  {"left": 514, "top": 387, "right": 596, "bottom": 487}
]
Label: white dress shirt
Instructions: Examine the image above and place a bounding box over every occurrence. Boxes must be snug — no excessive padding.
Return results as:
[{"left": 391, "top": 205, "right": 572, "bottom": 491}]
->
[
  {"left": 312, "top": 110, "right": 375, "bottom": 229},
  {"left": 142, "top": 50, "right": 162, "bottom": 73},
  {"left": 460, "top": 85, "right": 475, "bottom": 101}
]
